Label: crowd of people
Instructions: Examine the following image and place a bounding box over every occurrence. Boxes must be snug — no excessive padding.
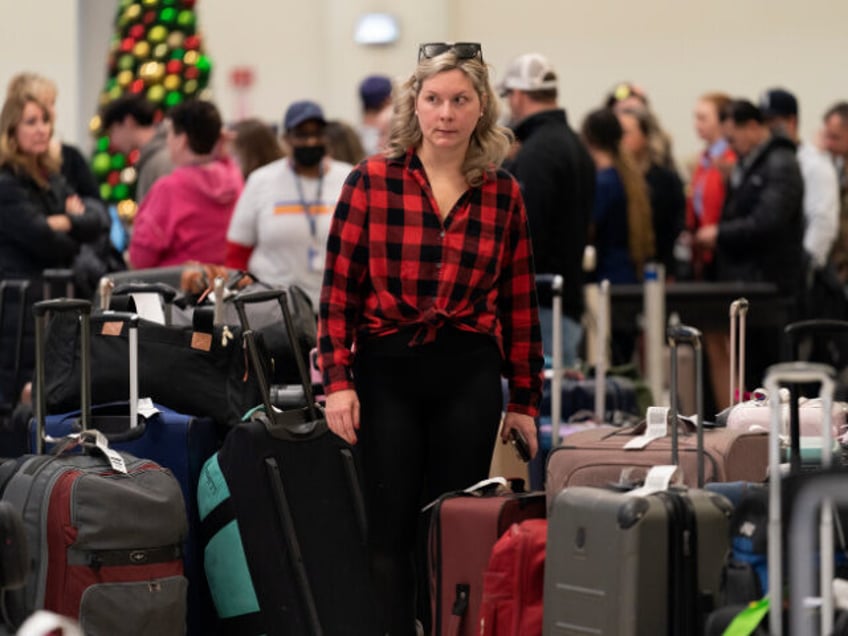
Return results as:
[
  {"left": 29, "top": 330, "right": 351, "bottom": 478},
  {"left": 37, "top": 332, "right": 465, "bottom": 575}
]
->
[{"left": 3, "top": 44, "right": 848, "bottom": 634}]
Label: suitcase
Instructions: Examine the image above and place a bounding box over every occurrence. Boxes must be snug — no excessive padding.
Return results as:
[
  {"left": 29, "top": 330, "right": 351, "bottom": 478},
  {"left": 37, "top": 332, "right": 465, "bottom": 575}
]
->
[
  {"left": 33, "top": 310, "right": 219, "bottom": 636},
  {"left": 426, "top": 480, "right": 546, "bottom": 636},
  {"left": 197, "top": 288, "right": 378, "bottom": 635},
  {"left": 546, "top": 325, "right": 769, "bottom": 501},
  {"left": 1, "top": 298, "right": 188, "bottom": 634},
  {"left": 543, "top": 477, "right": 732, "bottom": 635}
]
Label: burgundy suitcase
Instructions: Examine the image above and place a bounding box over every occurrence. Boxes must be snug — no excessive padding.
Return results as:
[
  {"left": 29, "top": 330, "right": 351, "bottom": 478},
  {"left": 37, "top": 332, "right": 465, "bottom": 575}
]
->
[
  {"left": 427, "top": 480, "right": 545, "bottom": 636},
  {"left": 546, "top": 324, "right": 769, "bottom": 504}
]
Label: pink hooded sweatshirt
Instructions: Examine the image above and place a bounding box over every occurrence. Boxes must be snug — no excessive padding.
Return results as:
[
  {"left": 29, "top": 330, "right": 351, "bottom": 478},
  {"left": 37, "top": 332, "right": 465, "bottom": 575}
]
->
[{"left": 129, "top": 156, "right": 244, "bottom": 268}]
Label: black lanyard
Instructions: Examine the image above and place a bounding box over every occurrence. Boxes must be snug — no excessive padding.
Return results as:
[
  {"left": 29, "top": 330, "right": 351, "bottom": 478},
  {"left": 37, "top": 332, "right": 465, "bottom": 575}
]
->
[{"left": 293, "top": 169, "right": 324, "bottom": 240}]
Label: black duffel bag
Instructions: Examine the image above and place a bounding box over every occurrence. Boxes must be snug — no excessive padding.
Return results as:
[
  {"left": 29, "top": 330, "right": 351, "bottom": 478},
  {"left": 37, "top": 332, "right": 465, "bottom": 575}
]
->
[{"left": 43, "top": 305, "right": 268, "bottom": 428}]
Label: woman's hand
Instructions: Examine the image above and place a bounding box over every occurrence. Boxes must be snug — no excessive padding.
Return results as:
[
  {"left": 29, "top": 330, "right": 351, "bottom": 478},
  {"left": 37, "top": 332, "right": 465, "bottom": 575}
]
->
[
  {"left": 501, "top": 411, "right": 539, "bottom": 460},
  {"left": 324, "top": 388, "right": 361, "bottom": 445},
  {"left": 65, "top": 195, "right": 84, "bottom": 216}
]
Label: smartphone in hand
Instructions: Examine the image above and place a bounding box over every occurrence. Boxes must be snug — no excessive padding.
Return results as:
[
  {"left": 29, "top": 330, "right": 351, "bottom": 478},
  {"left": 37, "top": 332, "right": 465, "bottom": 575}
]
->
[{"left": 509, "top": 428, "right": 532, "bottom": 462}]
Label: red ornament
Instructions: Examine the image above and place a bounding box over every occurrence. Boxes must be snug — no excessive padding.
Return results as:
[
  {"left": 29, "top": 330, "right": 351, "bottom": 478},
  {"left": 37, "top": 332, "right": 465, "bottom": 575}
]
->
[
  {"left": 107, "top": 171, "right": 120, "bottom": 186},
  {"left": 166, "top": 59, "right": 183, "bottom": 74},
  {"left": 130, "top": 79, "right": 146, "bottom": 94},
  {"left": 183, "top": 35, "right": 200, "bottom": 50},
  {"left": 128, "top": 148, "right": 141, "bottom": 165},
  {"left": 143, "top": 11, "right": 157, "bottom": 25},
  {"left": 129, "top": 24, "right": 146, "bottom": 40},
  {"left": 184, "top": 65, "right": 199, "bottom": 80},
  {"left": 120, "top": 37, "right": 135, "bottom": 53},
  {"left": 182, "top": 0, "right": 196, "bottom": 7}
]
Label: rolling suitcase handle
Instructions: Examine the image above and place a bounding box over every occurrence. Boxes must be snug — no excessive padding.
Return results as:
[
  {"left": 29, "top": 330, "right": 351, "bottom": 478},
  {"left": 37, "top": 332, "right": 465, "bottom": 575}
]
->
[
  {"left": 729, "top": 297, "right": 748, "bottom": 407},
  {"left": 89, "top": 312, "right": 141, "bottom": 430},
  {"left": 42, "top": 268, "right": 74, "bottom": 300},
  {"left": 789, "top": 471, "right": 848, "bottom": 636},
  {"left": 764, "top": 362, "right": 836, "bottom": 636},
  {"left": 667, "top": 324, "right": 704, "bottom": 487},
  {"left": 33, "top": 299, "right": 92, "bottom": 455},
  {"left": 783, "top": 319, "right": 848, "bottom": 474},
  {"left": 230, "top": 288, "right": 320, "bottom": 425},
  {"left": 535, "top": 273, "right": 565, "bottom": 446}
]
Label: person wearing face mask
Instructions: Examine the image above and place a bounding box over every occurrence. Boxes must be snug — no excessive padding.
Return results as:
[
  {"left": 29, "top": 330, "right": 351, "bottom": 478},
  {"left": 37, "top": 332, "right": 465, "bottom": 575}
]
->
[{"left": 226, "top": 100, "right": 353, "bottom": 310}]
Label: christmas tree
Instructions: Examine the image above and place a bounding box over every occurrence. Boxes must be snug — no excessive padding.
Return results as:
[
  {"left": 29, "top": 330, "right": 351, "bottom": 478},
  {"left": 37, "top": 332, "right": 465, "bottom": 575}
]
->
[{"left": 89, "top": 0, "right": 213, "bottom": 228}]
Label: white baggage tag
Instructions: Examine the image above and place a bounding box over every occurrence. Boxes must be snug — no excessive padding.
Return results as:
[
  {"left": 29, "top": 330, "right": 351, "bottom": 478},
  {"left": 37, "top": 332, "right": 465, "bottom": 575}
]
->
[
  {"left": 627, "top": 465, "right": 681, "bottom": 497},
  {"left": 624, "top": 406, "right": 670, "bottom": 450},
  {"left": 137, "top": 397, "right": 160, "bottom": 419},
  {"left": 129, "top": 292, "right": 166, "bottom": 324},
  {"left": 88, "top": 429, "right": 128, "bottom": 474}
]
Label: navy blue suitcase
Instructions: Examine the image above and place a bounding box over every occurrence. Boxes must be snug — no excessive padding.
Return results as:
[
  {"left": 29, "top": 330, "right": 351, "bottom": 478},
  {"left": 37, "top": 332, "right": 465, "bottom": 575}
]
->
[{"left": 32, "top": 311, "right": 219, "bottom": 636}]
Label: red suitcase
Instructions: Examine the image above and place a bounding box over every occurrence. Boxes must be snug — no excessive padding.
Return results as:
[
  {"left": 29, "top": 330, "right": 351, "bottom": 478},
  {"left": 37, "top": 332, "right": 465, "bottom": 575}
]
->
[{"left": 427, "top": 480, "right": 545, "bottom": 636}]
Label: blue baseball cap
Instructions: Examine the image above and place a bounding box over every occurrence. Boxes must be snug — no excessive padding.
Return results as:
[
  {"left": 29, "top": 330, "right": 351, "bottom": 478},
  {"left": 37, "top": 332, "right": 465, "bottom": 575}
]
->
[
  {"left": 359, "top": 75, "right": 393, "bottom": 109},
  {"left": 284, "top": 100, "right": 326, "bottom": 131}
]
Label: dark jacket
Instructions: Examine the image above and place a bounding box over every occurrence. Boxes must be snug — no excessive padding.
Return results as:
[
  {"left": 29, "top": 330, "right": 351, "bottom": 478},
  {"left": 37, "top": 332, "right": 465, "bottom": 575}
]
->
[
  {"left": 646, "top": 163, "right": 686, "bottom": 277},
  {"left": 717, "top": 135, "right": 805, "bottom": 296},
  {"left": 505, "top": 109, "right": 596, "bottom": 321},
  {"left": 0, "top": 167, "right": 105, "bottom": 279}
]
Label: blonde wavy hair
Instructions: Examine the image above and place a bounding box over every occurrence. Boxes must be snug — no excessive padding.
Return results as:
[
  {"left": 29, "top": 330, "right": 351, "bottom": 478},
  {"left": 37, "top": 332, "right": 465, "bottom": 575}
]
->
[
  {"left": 0, "top": 89, "right": 59, "bottom": 186},
  {"left": 384, "top": 49, "right": 512, "bottom": 187}
]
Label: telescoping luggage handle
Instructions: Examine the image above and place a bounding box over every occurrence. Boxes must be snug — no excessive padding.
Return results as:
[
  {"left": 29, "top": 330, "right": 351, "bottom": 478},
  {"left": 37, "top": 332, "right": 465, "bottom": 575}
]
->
[
  {"left": 729, "top": 297, "right": 748, "bottom": 406},
  {"left": 667, "top": 324, "right": 705, "bottom": 487},
  {"left": 764, "top": 362, "right": 836, "bottom": 636},
  {"left": 789, "top": 471, "right": 848, "bottom": 636},
  {"left": 33, "top": 298, "right": 92, "bottom": 455},
  {"left": 89, "top": 311, "right": 141, "bottom": 431},
  {"left": 230, "top": 288, "right": 320, "bottom": 426},
  {"left": 535, "top": 273, "right": 565, "bottom": 445}
]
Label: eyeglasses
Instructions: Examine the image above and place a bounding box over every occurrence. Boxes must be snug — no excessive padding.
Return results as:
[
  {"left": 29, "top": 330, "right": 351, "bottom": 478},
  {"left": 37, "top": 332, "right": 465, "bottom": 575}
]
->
[{"left": 418, "top": 42, "right": 483, "bottom": 63}]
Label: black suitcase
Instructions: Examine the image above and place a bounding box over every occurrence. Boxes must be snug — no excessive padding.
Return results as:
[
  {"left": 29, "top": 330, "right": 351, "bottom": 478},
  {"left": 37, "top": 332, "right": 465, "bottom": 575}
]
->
[{"left": 198, "top": 288, "right": 378, "bottom": 635}]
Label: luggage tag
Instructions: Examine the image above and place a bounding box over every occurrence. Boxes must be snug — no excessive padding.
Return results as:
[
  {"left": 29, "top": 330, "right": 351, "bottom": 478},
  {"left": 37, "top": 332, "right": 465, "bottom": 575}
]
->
[
  {"left": 626, "top": 464, "right": 682, "bottom": 497},
  {"left": 624, "top": 406, "right": 670, "bottom": 450},
  {"left": 80, "top": 429, "right": 128, "bottom": 474},
  {"left": 137, "top": 397, "right": 160, "bottom": 419}
]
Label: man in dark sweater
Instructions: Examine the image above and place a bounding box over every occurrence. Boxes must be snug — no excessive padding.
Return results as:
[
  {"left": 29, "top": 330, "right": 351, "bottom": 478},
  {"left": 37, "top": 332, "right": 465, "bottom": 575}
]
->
[{"left": 500, "top": 53, "right": 596, "bottom": 367}]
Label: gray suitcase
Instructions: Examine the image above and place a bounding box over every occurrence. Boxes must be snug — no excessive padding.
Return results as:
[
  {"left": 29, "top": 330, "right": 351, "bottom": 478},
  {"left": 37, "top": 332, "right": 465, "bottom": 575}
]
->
[
  {"left": 543, "top": 484, "right": 732, "bottom": 635},
  {"left": 543, "top": 326, "right": 733, "bottom": 636}
]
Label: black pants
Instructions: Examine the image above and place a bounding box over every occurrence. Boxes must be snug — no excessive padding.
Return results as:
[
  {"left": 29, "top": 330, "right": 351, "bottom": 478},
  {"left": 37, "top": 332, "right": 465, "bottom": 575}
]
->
[{"left": 353, "top": 327, "right": 503, "bottom": 636}]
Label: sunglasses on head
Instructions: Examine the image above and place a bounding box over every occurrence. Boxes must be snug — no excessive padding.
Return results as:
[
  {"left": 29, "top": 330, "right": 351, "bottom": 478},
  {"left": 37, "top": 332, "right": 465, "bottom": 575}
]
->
[{"left": 418, "top": 42, "right": 483, "bottom": 63}]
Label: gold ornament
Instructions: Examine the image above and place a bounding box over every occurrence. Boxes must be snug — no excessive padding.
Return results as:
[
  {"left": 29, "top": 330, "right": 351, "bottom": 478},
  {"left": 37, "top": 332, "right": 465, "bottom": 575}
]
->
[
  {"left": 133, "top": 41, "right": 151, "bottom": 59},
  {"left": 139, "top": 61, "right": 165, "bottom": 83},
  {"left": 183, "top": 79, "right": 198, "bottom": 95},
  {"left": 123, "top": 4, "right": 141, "bottom": 21},
  {"left": 183, "top": 50, "right": 199, "bottom": 66},
  {"left": 167, "top": 31, "right": 185, "bottom": 49},
  {"left": 116, "top": 70, "right": 134, "bottom": 88},
  {"left": 120, "top": 167, "right": 137, "bottom": 184},
  {"left": 163, "top": 74, "right": 181, "bottom": 92},
  {"left": 89, "top": 115, "right": 102, "bottom": 133},
  {"left": 117, "top": 199, "right": 138, "bottom": 222}
]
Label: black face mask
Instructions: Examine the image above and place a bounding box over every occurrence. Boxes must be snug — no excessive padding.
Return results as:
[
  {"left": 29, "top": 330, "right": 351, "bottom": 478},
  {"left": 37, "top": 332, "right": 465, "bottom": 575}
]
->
[{"left": 293, "top": 145, "right": 326, "bottom": 167}]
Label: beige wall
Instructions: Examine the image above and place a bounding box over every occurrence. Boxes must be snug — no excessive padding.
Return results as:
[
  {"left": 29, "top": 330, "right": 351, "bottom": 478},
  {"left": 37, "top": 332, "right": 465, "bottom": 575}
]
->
[{"left": 1, "top": 0, "right": 846, "bottom": 171}]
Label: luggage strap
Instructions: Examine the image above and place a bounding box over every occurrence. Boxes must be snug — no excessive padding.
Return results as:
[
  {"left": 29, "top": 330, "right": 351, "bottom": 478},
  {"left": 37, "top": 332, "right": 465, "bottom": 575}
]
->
[
  {"left": 69, "top": 543, "right": 183, "bottom": 568},
  {"left": 199, "top": 496, "right": 236, "bottom": 548},
  {"left": 447, "top": 583, "right": 470, "bottom": 636}
]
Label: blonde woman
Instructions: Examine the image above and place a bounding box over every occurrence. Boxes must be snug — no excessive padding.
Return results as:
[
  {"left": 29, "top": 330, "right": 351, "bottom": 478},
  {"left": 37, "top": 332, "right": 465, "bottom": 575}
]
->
[{"left": 318, "top": 42, "right": 543, "bottom": 634}]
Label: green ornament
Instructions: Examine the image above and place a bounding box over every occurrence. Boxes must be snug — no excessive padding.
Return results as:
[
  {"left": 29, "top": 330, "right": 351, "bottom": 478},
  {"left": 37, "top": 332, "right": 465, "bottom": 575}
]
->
[
  {"left": 111, "top": 154, "right": 127, "bottom": 170},
  {"left": 118, "top": 53, "right": 136, "bottom": 71},
  {"left": 170, "top": 47, "right": 185, "bottom": 60},
  {"left": 92, "top": 152, "right": 112, "bottom": 178},
  {"left": 105, "top": 77, "right": 117, "bottom": 90},
  {"left": 108, "top": 85, "right": 123, "bottom": 100},
  {"left": 164, "top": 91, "right": 183, "bottom": 108},
  {"left": 113, "top": 183, "right": 130, "bottom": 200},
  {"left": 159, "top": 7, "right": 176, "bottom": 24},
  {"left": 96, "top": 136, "right": 110, "bottom": 152},
  {"left": 176, "top": 10, "right": 195, "bottom": 29},
  {"left": 195, "top": 55, "right": 211, "bottom": 75},
  {"left": 100, "top": 183, "right": 113, "bottom": 201}
]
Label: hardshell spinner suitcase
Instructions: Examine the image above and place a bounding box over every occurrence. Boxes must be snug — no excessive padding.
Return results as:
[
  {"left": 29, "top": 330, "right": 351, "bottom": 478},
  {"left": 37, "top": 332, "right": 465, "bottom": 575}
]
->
[
  {"left": 1, "top": 298, "right": 188, "bottom": 634},
  {"left": 197, "top": 288, "right": 378, "bottom": 635},
  {"left": 427, "top": 484, "right": 546, "bottom": 636},
  {"left": 543, "top": 483, "right": 732, "bottom": 635}
]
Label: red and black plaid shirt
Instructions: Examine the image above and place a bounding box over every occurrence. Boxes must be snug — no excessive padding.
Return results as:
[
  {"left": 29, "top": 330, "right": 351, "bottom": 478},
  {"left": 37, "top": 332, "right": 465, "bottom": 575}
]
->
[{"left": 318, "top": 148, "right": 543, "bottom": 416}]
